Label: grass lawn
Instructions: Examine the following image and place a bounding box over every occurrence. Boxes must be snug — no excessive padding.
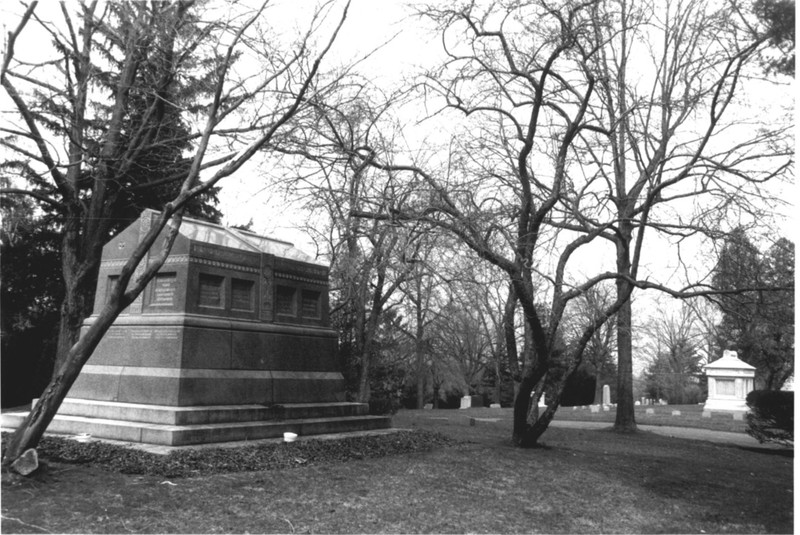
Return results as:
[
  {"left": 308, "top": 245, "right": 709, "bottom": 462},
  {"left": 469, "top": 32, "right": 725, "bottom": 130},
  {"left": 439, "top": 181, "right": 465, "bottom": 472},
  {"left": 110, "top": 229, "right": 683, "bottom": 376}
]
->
[
  {"left": 1, "top": 408, "right": 792, "bottom": 534},
  {"left": 552, "top": 403, "right": 750, "bottom": 433}
]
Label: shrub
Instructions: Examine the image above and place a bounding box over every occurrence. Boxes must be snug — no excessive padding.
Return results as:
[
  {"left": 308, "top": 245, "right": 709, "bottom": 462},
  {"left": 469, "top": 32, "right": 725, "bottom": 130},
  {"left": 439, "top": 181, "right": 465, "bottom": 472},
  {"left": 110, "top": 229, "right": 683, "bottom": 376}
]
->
[
  {"left": 368, "top": 393, "right": 401, "bottom": 415},
  {"left": 745, "top": 390, "right": 793, "bottom": 446}
]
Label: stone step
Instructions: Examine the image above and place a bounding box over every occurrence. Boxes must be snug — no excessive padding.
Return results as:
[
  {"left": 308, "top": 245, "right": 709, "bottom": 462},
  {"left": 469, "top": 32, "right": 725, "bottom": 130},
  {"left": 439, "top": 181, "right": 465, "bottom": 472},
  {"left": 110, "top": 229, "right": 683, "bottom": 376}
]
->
[
  {"left": 1, "top": 411, "right": 392, "bottom": 446},
  {"left": 46, "top": 398, "right": 370, "bottom": 425}
]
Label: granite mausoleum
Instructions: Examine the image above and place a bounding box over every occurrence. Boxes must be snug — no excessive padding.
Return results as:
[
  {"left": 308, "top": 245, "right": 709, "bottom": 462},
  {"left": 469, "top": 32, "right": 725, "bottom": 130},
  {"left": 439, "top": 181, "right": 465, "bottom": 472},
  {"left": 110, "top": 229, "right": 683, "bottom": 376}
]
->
[{"left": 3, "top": 210, "right": 390, "bottom": 445}]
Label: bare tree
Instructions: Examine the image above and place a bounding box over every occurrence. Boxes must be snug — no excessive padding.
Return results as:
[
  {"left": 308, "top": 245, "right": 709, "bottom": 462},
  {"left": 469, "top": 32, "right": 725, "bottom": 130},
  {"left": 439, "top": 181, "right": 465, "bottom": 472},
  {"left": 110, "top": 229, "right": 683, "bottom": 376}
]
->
[
  {"left": 274, "top": 89, "right": 427, "bottom": 403},
  {"left": 642, "top": 303, "right": 705, "bottom": 404},
  {"left": 560, "top": 0, "right": 793, "bottom": 431},
  {"left": 563, "top": 285, "right": 618, "bottom": 406},
  {"left": 1, "top": 0, "right": 350, "bottom": 467},
  {"left": 350, "top": 0, "right": 790, "bottom": 446},
  {"left": 347, "top": 1, "right": 634, "bottom": 446}
]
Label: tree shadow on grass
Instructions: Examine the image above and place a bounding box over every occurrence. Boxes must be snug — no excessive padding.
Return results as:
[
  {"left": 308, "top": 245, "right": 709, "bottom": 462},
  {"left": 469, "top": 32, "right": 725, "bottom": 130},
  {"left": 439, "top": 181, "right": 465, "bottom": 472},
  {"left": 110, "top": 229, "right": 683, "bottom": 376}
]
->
[{"left": 738, "top": 445, "right": 793, "bottom": 458}]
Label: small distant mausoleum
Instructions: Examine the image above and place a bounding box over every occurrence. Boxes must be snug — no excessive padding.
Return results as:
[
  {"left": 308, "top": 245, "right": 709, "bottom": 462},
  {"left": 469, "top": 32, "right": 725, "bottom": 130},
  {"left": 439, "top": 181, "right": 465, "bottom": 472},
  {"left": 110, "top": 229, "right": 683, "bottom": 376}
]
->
[
  {"left": 8, "top": 210, "right": 389, "bottom": 445},
  {"left": 703, "top": 350, "right": 755, "bottom": 414}
]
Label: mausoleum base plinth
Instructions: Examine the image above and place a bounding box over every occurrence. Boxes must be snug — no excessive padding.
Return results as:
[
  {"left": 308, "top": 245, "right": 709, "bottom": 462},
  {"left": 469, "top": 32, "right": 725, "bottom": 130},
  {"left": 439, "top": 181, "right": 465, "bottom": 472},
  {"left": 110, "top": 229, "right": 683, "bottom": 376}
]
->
[{"left": 2, "top": 400, "right": 390, "bottom": 446}]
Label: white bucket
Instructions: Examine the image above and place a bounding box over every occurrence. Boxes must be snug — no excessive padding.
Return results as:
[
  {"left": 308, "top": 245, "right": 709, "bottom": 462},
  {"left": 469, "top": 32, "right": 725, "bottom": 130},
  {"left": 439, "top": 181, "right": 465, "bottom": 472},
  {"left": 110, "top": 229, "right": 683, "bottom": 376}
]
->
[{"left": 283, "top": 432, "right": 298, "bottom": 443}]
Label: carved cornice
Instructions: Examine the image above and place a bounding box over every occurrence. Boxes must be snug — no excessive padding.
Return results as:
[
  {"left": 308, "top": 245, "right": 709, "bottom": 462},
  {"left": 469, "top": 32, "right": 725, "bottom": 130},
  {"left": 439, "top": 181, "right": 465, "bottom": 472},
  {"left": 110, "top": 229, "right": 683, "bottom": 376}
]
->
[
  {"left": 191, "top": 257, "right": 259, "bottom": 273},
  {"left": 275, "top": 272, "right": 327, "bottom": 285}
]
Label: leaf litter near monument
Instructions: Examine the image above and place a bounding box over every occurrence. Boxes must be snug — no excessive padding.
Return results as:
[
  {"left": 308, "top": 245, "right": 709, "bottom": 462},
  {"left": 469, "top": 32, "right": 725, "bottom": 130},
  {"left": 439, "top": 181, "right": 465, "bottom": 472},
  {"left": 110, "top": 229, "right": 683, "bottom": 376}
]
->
[{"left": 1, "top": 429, "right": 457, "bottom": 478}]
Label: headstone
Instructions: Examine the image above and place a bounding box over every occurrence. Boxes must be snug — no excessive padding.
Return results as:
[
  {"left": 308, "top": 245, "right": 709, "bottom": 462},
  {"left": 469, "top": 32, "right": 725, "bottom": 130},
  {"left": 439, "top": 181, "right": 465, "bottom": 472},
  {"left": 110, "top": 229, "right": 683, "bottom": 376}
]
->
[
  {"left": 646, "top": 408, "right": 655, "bottom": 415},
  {"left": 602, "top": 384, "right": 611, "bottom": 406},
  {"left": 469, "top": 417, "right": 476, "bottom": 426},
  {"left": 460, "top": 396, "right": 472, "bottom": 409},
  {"left": 423, "top": 403, "right": 433, "bottom": 410},
  {"left": 602, "top": 406, "right": 610, "bottom": 412},
  {"left": 671, "top": 410, "right": 681, "bottom": 416},
  {"left": 634, "top": 401, "right": 641, "bottom": 406},
  {"left": 733, "top": 412, "right": 744, "bottom": 421},
  {"left": 490, "top": 403, "right": 501, "bottom": 409},
  {"left": 590, "top": 405, "right": 600, "bottom": 413}
]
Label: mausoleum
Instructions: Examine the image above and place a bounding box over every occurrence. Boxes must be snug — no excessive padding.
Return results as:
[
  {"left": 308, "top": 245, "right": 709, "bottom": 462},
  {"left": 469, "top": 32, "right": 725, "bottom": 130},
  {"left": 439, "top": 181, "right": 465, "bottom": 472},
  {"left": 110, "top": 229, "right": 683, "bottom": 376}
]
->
[
  {"left": 703, "top": 350, "right": 755, "bottom": 415},
  {"left": 4, "top": 210, "right": 389, "bottom": 445}
]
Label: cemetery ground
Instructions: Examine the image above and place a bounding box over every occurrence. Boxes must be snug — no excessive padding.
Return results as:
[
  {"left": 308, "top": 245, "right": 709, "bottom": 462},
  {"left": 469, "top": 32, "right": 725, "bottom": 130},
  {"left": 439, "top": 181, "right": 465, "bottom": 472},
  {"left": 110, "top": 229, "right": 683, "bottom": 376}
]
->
[{"left": 1, "top": 406, "right": 792, "bottom": 534}]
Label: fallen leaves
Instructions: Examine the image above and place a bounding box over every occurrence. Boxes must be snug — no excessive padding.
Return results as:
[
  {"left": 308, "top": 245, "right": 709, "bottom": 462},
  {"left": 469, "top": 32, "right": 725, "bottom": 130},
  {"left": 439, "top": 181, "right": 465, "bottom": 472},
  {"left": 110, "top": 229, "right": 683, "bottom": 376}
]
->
[{"left": 1, "top": 430, "right": 459, "bottom": 479}]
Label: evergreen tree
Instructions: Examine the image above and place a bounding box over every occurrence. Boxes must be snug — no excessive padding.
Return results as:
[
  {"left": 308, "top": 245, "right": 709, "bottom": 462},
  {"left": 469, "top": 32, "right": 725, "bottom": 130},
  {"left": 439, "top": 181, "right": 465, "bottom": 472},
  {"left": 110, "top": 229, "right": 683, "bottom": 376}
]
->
[
  {"left": 1, "top": 2, "right": 222, "bottom": 405},
  {"left": 712, "top": 229, "right": 794, "bottom": 389},
  {"left": 752, "top": 0, "right": 795, "bottom": 75}
]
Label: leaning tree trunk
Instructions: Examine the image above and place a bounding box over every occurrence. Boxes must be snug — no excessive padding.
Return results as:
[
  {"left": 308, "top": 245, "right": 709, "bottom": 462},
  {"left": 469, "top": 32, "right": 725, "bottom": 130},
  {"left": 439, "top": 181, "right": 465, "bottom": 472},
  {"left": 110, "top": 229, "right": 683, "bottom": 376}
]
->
[
  {"left": 2, "top": 208, "right": 186, "bottom": 467},
  {"left": 2, "top": 298, "right": 125, "bottom": 465}
]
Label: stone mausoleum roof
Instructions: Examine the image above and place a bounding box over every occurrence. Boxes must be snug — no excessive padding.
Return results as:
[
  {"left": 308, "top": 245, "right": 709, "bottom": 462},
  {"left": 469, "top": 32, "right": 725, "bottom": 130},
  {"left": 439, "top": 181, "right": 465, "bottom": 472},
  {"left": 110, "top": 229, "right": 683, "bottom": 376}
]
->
[
  {"left": 174, "top": 214, "right": 322, "bottom": 265},
  {"left": 704, "top": 350, "right": 756, "bottom": 370}
]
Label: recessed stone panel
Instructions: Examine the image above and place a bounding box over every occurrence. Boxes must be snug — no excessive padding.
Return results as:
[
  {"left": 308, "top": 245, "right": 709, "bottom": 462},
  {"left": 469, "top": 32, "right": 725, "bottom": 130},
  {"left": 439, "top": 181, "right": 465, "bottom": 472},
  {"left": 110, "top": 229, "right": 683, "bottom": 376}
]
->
[
  {"left": 272, "top": 373, "right": 345, "bottom": 403},
  {"left": 231, "top": 331, "right": 270, "bottom": 369},
  {"left": 67, "top": 367, "right": 123, "bottom": 401},
  {"left": 178, "top": 376, "right": 272, "bottom": 406},
  {"left": 181, "top": 327, "right": 232, "bottom": 369},
  {"left": 264, "top": 334, "right": 338, "bottom": 371},
  {"left": 115, "top": 371, "right": 182, "bottom": 405},
  {"left": 87, "top": 325, "right": 183, "bottom": 368}
]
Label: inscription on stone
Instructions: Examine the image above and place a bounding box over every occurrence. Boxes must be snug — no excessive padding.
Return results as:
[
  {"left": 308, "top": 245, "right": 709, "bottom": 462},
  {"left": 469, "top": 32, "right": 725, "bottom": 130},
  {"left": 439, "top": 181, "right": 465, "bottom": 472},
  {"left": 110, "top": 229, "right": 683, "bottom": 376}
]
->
[
  {"left": 302, "top": 290, "right": 320, "bottom": 318},
  {"left": 107, "top": 328, "right": 126, "bottom": 340},
  {"left": 151, "top": 274, "right": 177, "bottom": 306},
  {"left": 130, "top": 328, "right": 154, "bottom": 339},
  {"left": 198, "top": 274, "right": 224, "bottom": 307},
  {"left": 231, "top": 279, "right": 255, "bottom": 311},
  {"left": 154, "top": 328, "right": 180, "bottom": 340}
]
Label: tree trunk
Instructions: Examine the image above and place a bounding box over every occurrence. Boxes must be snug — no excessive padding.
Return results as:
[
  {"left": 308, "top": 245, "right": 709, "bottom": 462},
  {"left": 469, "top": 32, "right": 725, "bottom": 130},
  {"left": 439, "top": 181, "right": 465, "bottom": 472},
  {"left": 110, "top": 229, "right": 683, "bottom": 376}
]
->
[
  {"left": 2, "top": 302, "right": 119, "bottom": 465},
  {"left": 614, "top": 245, "right": 637, "bottom": 432},
  {"left": 414, "top": 295, "right": 425, "bottom": 409},
  {"left": 494, "top": 357, "right": 502, "bottom": 405},
  {"left": 357, "top": 306, "right": 381, "bottom": 403},
  {"left": 503, "top": 282, "right": 520, "bottom": 382},
  {"left": 415, "top": 339, "right": 425, "bottom": 409},
  {"left": 357, "top": 335, "right": 373, "bottom": 403},
  {"left": 53, "top": 264, "right": 100, "bottom": 375},
  {"left": 511, "top": 366, "right": 552, "bottom": 447}
]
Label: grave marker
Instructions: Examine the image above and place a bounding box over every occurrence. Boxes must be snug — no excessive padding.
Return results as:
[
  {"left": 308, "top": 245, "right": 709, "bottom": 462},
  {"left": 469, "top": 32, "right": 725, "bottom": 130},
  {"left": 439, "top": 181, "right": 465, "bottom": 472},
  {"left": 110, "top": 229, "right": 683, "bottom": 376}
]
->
[{"left": 602, "top": 384, "right": 611, "bottom": 406}]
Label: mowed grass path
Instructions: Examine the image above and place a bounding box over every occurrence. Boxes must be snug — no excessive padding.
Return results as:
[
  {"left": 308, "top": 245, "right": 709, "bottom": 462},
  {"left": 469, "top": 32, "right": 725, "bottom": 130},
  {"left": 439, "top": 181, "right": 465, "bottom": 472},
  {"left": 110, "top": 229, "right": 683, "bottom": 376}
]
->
[{"left": 2, "top": 407, "right": 793, "bottom": 534}]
